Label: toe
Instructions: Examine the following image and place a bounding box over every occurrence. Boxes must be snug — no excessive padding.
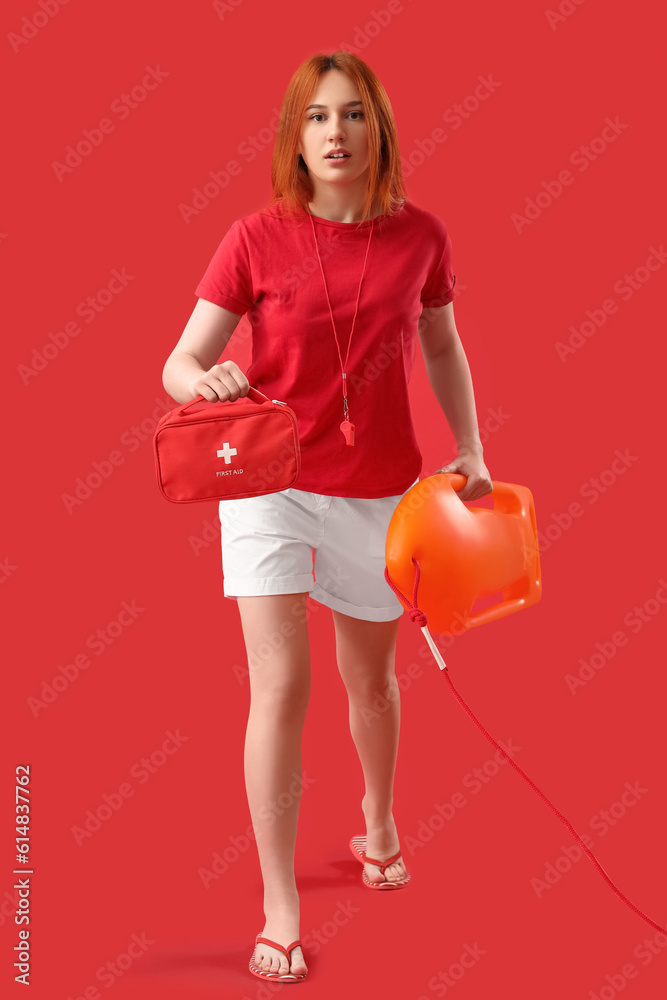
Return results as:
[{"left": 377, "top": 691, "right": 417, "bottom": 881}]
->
[
  {"left": 255, "top": 946, "right": 279, "bottom": 974},
  {"left": 364, "top": 862, "right": 385, "bottom": 883},
  {"left": 384, "top": 857, "right": 408, "bottom": 881},
  {"left": 252, "top": 940, "right": 306, "bottom": 979},
  {"left": 290, "top": 947, "right": 307, "bottom": 976}
]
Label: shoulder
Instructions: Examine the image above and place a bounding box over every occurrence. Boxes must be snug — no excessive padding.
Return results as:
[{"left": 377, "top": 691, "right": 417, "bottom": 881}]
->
[
  {"left": 399, "top": 199, "right": 450, "bottom": 242},
  {"left": 233, "top": 201, "right": 305, "bottom": 241}
]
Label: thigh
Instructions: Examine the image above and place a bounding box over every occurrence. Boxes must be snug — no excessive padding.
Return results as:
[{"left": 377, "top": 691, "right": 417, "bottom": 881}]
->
[
  {"left": 218, "top": 491, "right": 318, "bottom": 599},
  {"left": 332, "top": 609, "right": 400, "bottom": 689},
  {"left": 237, "top": 593, "right": 311, "bottom": 702},
  {"left": 311, "top": 479, "right": 420, "bottom": 622}
]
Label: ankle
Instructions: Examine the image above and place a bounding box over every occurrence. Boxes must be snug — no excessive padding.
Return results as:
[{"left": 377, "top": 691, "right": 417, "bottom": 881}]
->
[
  {"left": 361, "top": 795, "right": 395, "bottom": 826},
  {"left": 263, "top": 889, "right": 300, "bottom": 915}
]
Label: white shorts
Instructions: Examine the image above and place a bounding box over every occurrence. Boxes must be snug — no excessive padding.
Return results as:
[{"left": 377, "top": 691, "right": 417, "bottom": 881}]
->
[{"left": 218, "top": 478, "right": 420, "bottom": 622}]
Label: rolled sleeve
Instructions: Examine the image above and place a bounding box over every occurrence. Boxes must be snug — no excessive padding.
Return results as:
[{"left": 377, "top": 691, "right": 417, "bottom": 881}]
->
[
  {"left": 420, "top": 223, "right": 456, "bottom": 307},
  {"left": 194, "top": 220, "right": 255, "bottom": 315}
]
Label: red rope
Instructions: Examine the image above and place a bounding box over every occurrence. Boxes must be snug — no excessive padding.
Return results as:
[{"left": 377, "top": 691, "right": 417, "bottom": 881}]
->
[{"left": 384, "top": 558, "right": 665, "bottom": 934}]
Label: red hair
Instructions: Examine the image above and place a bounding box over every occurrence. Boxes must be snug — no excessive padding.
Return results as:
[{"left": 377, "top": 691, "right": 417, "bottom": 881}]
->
[{"left": 267, "top": 51, "right": 408, "bottom": 229}]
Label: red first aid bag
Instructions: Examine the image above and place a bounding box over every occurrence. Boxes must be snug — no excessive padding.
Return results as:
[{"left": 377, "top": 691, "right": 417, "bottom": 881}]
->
[{"left": 153, "top": 386, "right": 300, "bottom": 503}]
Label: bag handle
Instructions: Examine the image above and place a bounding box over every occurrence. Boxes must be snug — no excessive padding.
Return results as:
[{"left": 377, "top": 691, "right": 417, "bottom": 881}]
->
[{"left": 175, "top": 385, "right": 270, "bottom": 416}]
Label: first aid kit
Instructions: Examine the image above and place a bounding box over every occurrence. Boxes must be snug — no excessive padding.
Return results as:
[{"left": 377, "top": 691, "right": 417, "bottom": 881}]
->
[{"left": 153, "top": 386, "right": 300, "bottom": 503}]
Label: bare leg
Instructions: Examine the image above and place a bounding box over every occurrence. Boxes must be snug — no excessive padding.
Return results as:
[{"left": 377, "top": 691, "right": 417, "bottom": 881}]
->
[
  {"left": 332, "top": 609, "right": 409, "bottom": 884},
  {"left": 238, "top": 593, "right": 311, "bottom": 977}
]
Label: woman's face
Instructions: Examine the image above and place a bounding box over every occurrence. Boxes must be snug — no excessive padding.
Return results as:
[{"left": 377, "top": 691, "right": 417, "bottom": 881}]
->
[{"left": 298, "top": 70, "right": 370, "bottom": 191}]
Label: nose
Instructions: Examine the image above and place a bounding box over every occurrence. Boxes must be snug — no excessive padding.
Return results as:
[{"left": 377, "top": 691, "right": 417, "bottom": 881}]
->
[{"left": 327, "top": 116, "right": 346, "bottom": 140}]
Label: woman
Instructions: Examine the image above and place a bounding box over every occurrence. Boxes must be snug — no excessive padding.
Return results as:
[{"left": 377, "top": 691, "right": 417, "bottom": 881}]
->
[{"left": 162, "top": 51, "right": 492, "bottom": 983}]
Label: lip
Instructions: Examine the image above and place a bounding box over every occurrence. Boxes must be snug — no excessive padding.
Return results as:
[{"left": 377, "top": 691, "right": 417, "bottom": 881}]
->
[{"left": 324, "top": 149, "right": 351, "bottom": 159}]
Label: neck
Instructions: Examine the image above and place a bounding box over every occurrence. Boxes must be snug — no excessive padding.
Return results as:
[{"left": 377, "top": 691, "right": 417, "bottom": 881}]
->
[{"left": 307, "top": 180, "right": 380, "bottom": 223}]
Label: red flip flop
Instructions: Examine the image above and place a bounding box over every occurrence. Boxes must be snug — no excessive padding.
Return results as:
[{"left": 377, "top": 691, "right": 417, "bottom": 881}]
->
[
  {"left": 349, "top": 834, "right": 411, "bottom": 889},
  {"left": 249, "top": 934, "right": 308, "bottom": 982}
]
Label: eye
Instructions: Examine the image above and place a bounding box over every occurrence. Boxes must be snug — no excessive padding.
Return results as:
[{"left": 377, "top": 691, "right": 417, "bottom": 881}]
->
[{"left": 308, "top": 111, "right": 364, "bottom": 122}]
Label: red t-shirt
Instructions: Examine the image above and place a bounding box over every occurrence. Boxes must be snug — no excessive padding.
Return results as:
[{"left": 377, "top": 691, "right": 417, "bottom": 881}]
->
[{"left": 194, "top": 198, "right": 456, "bottom": 498}]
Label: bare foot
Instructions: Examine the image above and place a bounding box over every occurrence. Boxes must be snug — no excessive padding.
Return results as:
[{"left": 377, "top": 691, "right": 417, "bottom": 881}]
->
[
  {"left": 362, "top": 800, "right": 410, "bottom": 885},
  {"left": 251, "top": 900, "right": 307, "bottom": 979}
]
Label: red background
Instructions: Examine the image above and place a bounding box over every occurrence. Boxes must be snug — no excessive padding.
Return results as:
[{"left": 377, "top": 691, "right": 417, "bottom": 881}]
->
[{"left": 2, "top": 1, "right": 666, "bottom": 997}]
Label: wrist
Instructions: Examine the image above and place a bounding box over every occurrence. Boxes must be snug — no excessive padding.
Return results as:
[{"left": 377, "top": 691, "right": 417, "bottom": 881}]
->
[{"left": 456, "top": 437, "right": 484, "bottom": 456}]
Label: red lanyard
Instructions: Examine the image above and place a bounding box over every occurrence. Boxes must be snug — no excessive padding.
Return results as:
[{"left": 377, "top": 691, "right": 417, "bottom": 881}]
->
[{"left": 307, "top": 205, "right": 375, "bottom": 447}]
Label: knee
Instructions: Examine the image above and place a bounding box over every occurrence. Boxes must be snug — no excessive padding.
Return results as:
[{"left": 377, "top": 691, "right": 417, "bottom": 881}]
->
[
  {"left": 248, "top": 675, "right": 310, "bottom": 715},
  {"left": 344, "top": 669, "right": 399, "bottom": 704}
]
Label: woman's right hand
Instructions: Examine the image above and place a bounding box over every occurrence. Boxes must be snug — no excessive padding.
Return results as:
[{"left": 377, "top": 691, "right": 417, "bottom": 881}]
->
[{"left": 190, "top": 360, "right": 251, "bottom": 403}]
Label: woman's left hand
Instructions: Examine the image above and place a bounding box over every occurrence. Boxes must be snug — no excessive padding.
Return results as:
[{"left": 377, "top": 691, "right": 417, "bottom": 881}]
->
[{"left": 435, "top": 450, "right": 494, "bottom": 502}]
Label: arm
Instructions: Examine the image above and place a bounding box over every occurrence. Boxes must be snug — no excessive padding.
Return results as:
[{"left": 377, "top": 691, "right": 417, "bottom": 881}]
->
[
  {"left": 419, "top": 302, "right": 493, "bottom": 501},
  {"left": 162, "top": 298, "right": 248, "bottom": 404}
]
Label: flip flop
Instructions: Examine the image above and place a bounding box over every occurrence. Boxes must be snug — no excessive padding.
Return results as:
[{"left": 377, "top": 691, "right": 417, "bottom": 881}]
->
[
  {"left": 349, "top": 834, "right": 411, "bottom": 889},
  {"left": 248, "top": 934, "right": 308, "bottom": 982}
]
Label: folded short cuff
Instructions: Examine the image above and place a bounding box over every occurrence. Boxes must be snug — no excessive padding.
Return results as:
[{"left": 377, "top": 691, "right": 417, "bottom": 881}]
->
[
  {"left": 309, "top": 582, "right": 404, "bottom": 622},
  {"left": 223, "top": 573, "right": 315, "bottom": 600}
]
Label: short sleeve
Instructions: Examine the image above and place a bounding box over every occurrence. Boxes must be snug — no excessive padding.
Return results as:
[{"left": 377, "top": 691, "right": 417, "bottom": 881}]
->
[
  {"left": 420, "top": 223, "right": 456, "bottom": 307},
  {"left": 194, "top": 220, "right": 255, "bottom": 315}
]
